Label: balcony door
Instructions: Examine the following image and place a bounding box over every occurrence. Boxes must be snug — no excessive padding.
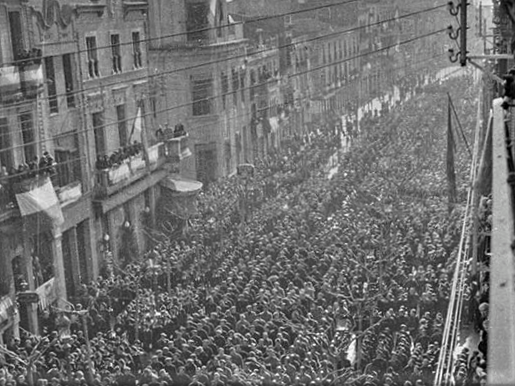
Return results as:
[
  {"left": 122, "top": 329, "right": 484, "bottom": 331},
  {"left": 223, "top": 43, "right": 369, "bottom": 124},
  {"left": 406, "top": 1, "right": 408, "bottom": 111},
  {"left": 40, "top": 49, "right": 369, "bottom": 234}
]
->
[
  {"left": 195, "top": 143, "right": 217, "bottom": 184},
  {"left": 0, "top": 118, "right": 12, "bottom": 170},
  {"left": 19, "top": 113, "right": 36, "bottom": 163},
  {"left": 9, "top": 11, "right": 24, "bottom": 60}
]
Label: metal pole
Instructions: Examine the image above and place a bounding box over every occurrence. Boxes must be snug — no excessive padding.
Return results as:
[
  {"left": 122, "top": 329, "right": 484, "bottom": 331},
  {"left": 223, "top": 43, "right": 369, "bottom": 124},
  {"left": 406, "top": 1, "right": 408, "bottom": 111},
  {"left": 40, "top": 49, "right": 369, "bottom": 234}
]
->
[
  {"left": 81, "top": 313, "right": 94, "bottom": 383},
  {"left": 357, "top": 303, "right": 363, "bottom": 369},
  {"left": 460, "top": 0, "right": 468, "bottom": 67},
  {"left": 135, "top": 275, "right": 140, "bottom": 342},
  {"left": 167, "top": 262, "right": 171, "bottom": 296}
]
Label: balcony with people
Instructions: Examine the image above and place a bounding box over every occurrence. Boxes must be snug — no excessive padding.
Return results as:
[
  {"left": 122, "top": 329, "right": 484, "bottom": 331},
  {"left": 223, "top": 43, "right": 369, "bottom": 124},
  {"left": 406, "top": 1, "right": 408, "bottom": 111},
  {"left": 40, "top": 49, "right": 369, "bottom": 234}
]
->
[
  {"left": 94, "top": 141, "right": 148, "bottom": 198},
  {"left": 95, "top": 124, "right": 192, "bottom": 198},
  {"left": 0, "top": 152, "right": 69, "bottom": 221},
  {"left": 156, "top": 123, "right": 192, "bottom": 163}
]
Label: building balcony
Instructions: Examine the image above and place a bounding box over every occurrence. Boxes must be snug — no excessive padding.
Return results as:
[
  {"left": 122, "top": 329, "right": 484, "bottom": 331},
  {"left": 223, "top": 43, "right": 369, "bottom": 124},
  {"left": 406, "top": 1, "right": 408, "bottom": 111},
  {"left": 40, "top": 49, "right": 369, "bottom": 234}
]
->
[
  {"left": 164, "top": 133, "right": 192, "bottom": 162},
  {"left": 148, "top": 142, "right": 166, "bottom": 171},
  {"left": 0, "top": 171, "right": 71, "bottom": 227},
  {"left": 56, "top": 181, "right": 83, "bottom": 207},
  {"left": 94, "top": 137, "right": 189, "bottom": 199},
  {"left": 95, "top": 153, "right": 147, "bottom": 198},
  {"left": 488, "top": 98, "right": 515, "bottom": 385}
]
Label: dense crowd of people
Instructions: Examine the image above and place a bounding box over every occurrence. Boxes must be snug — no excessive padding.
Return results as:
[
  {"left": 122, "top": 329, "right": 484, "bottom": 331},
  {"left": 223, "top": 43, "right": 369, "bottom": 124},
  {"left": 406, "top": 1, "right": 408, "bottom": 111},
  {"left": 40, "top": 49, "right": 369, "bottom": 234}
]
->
[{"left": 0, "top": 75, "right": 486, "bottom": 386}]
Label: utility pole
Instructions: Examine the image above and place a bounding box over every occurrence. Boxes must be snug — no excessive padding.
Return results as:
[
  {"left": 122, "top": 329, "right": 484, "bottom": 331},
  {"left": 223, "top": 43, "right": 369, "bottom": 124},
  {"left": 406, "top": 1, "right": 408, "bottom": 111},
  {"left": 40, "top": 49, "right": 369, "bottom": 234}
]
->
[
  {"left": 448, "top": 0, "right": 470, "bottom": 66},
  {"left": 460, "top": 0, "right": 468, "bottom": 66}
]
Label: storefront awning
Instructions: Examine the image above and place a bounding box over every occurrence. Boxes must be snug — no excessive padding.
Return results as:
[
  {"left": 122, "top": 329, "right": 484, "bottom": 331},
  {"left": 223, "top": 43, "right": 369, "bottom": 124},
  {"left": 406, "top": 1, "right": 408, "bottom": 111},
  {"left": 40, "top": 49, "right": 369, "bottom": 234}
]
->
[
  {"left": 160, "top": 175, "right": 203, "bottom": 219},
  {"left": 160, "top": 175, "right": 203, "bottom": 196}
]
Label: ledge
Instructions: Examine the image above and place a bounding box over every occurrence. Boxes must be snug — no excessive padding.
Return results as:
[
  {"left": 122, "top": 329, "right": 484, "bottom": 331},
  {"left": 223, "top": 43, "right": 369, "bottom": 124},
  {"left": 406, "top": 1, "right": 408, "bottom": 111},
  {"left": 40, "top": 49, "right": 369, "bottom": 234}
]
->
[
  {"left": 488, "top": 98, "right": 515, "bottom": 386},
  {"left": 123, "top": 1, "right": 148, "bottom": 18},
  {"left": 93, "top": 169, "right": 167, "bottom": 214},
  {"left": 74, "top": 3, "right": 106, "bottom": 17}
]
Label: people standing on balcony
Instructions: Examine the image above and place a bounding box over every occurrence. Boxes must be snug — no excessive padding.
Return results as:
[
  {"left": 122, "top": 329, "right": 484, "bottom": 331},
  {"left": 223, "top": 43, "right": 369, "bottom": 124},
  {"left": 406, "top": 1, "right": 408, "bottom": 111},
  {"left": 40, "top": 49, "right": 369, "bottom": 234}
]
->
[
  {"left": 174, "top": 123, "right": 186, "bottom": 138},
  {"left": 96, "top": 142, "right": 144, "bottom": 171}
]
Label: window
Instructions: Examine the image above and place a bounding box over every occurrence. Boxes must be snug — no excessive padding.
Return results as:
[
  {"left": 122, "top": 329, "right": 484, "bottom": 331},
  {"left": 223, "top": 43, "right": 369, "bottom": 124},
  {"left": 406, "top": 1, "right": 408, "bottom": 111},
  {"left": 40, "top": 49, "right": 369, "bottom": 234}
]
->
[
  {"left": 195, "top": 143, "right": 217, "bottom": 184},
  {"left": 240, "top": 69, "right": 246, "bottom": 103},
  {"left": 86, "top": 36, "right": 99, "bottom": 78},
  {"left": 62, "top": 228, "right": 76, "bottom": 298},
  {"left": 76, "top": 221, "right": 89, "bottom": 285},
  {"left": 116, "top": 105, "right": 127, "bottom": 147},
  {"left": 62, "top": 54, "right": 75, "bottom": 108},
  {"left": 44, "top": 57, "right": 58, "bottom": 113},
  {"left": 232, "top": 68, "right": 239, "bottom": 105},
  {"left": 132, "top": 31, "right": 143, "bottom": 69},
  {"left": 0, "top": 118, "right": 13, "bottom": 171},
  {"left": 235, "top": 131, "right": 242, "bottom": 164},
  {"left": 9, "top": 11, "right": 24, "bottom": 61},
  {"left": 33, "top": 233, "right": 54, "bottom": 285},
  {"left": 191, "top": 76, "right": 213, "bottom": 116},
  {"left": 19, "top": 113, "right": 35, "bottom": 163},
  {"left": 111, "top": 34, "right": 122, "bottom": 74},
  {"left": 186, "top": 2, "right": 210, "bottom": 42},
  {"left": 150, "top": 97, "right": 157, "bottom": 119},
  {"left": 12, "top": 256, "right": 26, "bottom": 292},
  {"left": 221, "top": 71, "right": 229, "bottom": 110},
  {"left": 250, "top": 69, "right": 256, "bottom": 101},
  {"left": 224, "top": 140, "right": 231, "bottom": 175},
  {"left": 92, "top": 112, "right": 105, "bottom": 157},
  {"left": 55, "top": 147, "right": 81, "bottom": 187}
]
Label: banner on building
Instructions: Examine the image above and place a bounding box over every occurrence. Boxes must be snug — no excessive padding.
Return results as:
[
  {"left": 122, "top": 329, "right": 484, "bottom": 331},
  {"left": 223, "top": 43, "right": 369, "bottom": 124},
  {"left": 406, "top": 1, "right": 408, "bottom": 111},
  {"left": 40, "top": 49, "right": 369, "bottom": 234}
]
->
[
  {"left": 36, "top": 278, "right": 56, "bottom": 311},
  {"left": 130, "top": 105, "right": 144, "bottom": 144},
  {"left": 0, "top": 296, "right": 14, "bottom": 325},
  {"left": 15, "top": 177, "right": 64, "bottom": 233}
]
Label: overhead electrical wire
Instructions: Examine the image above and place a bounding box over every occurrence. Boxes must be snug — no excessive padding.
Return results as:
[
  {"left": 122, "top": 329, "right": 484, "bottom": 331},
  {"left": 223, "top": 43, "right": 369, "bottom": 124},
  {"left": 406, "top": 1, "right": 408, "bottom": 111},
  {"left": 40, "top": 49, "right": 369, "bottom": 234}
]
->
[
  {"left": 0, "top": 3, "right": 448, "bottom": 110},
  {"left": 0, "top": 28, "right": 448, "bottom": 159},
  {"left": 0, "top": 0, "right": 362, "bottom": 68},
  {"left": 0, "top": 51, "right": 446, "bottom": 178},
  {"left": 0, "top": 44, "right": 448, "bottom": 161},
  {"left": 0, "top": 50, "right": 449, "bottom": 181},
  {"left": 0, "top": 8, "right": 446, "bottom": 135}
]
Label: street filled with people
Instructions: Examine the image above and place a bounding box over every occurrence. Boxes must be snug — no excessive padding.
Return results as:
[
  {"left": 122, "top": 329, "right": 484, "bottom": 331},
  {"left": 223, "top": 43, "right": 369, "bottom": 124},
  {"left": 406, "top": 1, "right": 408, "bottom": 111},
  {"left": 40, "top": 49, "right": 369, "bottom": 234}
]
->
[{"left": 0, "top": 74, "right": 488, "bottom": 386}]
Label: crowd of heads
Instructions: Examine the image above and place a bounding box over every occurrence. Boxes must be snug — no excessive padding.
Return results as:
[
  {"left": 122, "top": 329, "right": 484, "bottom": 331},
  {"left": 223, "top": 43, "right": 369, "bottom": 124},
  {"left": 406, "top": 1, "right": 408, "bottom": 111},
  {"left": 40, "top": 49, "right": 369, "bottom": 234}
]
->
[
  {"left": 0, "top": 75, "right": 487, "bottom": 386},
  {"left": 95, "top": 142, "right": 144, "bottom": 170},
  {"left": 0, "top": 152, "right": 56, "bottom": 209}
]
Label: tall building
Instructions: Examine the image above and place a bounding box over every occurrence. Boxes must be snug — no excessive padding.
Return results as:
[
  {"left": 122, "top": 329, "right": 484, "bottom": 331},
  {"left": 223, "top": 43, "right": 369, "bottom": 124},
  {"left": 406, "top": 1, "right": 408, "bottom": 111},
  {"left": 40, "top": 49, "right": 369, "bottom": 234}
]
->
[
  {"left": 0, "top": 0, "right": 193, "bottom": 342},
  {"left": 148, "top": 0, "right": 250, "bottom": 184}
]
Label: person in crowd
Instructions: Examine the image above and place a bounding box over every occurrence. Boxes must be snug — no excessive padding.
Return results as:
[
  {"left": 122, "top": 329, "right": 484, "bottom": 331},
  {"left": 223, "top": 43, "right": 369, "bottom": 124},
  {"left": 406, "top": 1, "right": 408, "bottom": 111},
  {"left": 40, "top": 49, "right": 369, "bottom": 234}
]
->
[{"left": 0, "top": 75, "right": 484, "bottom": 386}]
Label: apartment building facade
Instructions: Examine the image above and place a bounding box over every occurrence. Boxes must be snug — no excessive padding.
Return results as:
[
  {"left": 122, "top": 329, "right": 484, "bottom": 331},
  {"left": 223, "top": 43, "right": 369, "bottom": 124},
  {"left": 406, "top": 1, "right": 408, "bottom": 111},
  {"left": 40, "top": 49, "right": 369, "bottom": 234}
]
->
[
  {"left": 0, "top": 0, "right": 192, "bottom": 342},
  {"left": 148, "top": 0, "right": 249, "bottom": 184}
]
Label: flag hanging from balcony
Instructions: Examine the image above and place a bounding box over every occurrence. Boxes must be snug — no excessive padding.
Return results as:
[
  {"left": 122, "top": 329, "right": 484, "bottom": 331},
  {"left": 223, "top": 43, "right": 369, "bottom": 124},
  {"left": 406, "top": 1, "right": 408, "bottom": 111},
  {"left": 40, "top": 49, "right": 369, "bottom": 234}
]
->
[
  {"left": 129, "top": 103, "right": 149, "bottom": 159},
  {"left": 130, "top": 105, "right": 143, "bottom": 144},
  {"left": 15, "top": 177, "right": 64, "bottom": 233}
]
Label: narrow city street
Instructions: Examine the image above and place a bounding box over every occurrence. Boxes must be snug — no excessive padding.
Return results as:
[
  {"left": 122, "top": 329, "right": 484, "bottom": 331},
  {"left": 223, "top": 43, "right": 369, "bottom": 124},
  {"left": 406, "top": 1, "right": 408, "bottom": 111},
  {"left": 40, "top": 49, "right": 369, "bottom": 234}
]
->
[{"left": 0, "top": 0, "right": 504, "bottom": 385}]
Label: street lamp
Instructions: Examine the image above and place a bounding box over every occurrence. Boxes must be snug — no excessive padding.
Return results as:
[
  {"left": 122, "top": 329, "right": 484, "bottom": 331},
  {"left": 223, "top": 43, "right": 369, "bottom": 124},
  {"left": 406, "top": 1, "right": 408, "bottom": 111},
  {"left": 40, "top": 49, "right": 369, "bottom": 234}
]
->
[
  {"left": 54, "top": 301, "right": 95, "bottom": 384},
  {"left": 102, "top": 234, "right": 113, "bottom": 278}
]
